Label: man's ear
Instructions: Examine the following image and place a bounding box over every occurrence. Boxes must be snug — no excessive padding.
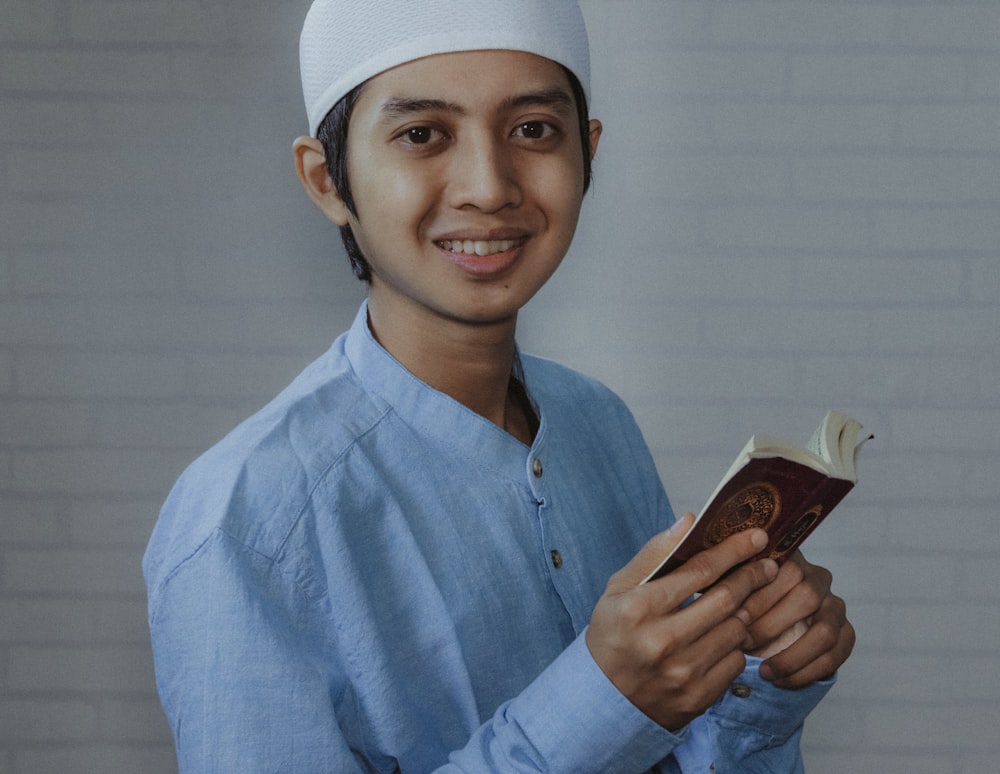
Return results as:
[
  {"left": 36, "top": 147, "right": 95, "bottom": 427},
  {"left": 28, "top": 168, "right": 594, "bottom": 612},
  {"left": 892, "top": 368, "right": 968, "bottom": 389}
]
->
[
  {"left": 293, "top": 136, "right": 351, "bottom": 226},
  {"left": 587, "top": 118, "right": 603, "bottom": 161}
]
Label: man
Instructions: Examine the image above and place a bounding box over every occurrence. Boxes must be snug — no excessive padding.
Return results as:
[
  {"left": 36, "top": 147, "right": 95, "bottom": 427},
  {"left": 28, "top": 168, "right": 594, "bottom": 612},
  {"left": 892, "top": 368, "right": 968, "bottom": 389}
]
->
[{"left": 144, "top": 1, "right": 854, "bottom": 770}]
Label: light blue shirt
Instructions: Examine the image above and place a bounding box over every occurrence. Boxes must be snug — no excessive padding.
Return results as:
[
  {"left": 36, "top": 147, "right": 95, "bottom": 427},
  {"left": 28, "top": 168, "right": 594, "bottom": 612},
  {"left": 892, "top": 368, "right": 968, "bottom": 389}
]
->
[{"left": 144, "top": 302, "right": 832, "bottom": 773}]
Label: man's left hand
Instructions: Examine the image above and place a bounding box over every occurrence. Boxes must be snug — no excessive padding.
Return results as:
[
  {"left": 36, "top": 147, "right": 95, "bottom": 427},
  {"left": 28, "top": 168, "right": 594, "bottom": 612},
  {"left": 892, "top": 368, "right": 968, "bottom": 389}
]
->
[{"left": 740, "top": 550, "right": 855, "bottom": 689}]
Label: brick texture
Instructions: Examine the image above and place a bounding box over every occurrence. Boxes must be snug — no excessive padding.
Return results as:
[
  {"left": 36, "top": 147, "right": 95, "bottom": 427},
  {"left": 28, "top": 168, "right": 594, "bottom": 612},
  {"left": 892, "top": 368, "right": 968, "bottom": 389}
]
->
[{"left": 2, "top": 1, "right": 998, "bottom": 771}]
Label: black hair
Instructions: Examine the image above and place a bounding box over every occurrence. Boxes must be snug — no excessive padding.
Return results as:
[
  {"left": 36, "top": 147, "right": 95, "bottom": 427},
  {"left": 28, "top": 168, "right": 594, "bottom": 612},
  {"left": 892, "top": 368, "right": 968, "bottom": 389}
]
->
[
  {"left": 316, "top": 85, "right": 368, "bottom": 280},
  {"left": 316, "top": 66, "right": 593, "bottom": 282}
]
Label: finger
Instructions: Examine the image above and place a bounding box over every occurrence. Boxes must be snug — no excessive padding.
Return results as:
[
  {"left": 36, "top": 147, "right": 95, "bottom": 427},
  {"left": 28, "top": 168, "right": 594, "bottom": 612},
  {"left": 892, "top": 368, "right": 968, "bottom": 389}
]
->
[
  {"left": 700, "top": 649, "right": 750, "bottom": 700},
  {"left": 747, "top": 584, "right": 821, "bottom": 651},
  {"left": 661, "top": 528, "right": 774, "bottom": 607},
  {"left": 741, "top": 555, "right": 804, "bottom": 623},
  {"left": 747, "top": 620, "right": 811, "bottom": 659},
  {"left": 685, "top": 613, "right": 754, "bottom": 674},
  {"left": 744, "top": 554, "right": 831, "bottom": 650},
  {"left": 745, "top": 577, "right": 824, "bottom": 651},
  {"left": 606, "top": 513, "right": 696, "bottom": 593},
  {"left": 672, "top": 646, "right": 750, "bottom": 725},
  {"left": 642, "top": 639, "right": 749, "bottom": 732},
  {"left": 765, "top": 621, "right": 855, "bottom": 689},
  {"left": 671, "top": 556, "right": 779, "bottom": 643},
  {"left": 762, "top": 596, "right": 854, "bottom": 688}
]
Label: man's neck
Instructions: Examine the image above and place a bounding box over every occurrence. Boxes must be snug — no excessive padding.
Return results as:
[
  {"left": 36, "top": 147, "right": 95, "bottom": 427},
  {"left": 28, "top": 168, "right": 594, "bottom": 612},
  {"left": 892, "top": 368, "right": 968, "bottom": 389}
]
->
[{"left": 366, "top": 295, "right": 536, "bottom": 444}]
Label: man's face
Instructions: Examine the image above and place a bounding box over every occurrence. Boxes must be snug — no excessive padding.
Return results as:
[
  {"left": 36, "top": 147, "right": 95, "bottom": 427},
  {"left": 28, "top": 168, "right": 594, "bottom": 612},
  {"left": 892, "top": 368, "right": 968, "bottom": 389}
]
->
[{"left": 336, "top": 49, "right": 601, "bottom": 331}]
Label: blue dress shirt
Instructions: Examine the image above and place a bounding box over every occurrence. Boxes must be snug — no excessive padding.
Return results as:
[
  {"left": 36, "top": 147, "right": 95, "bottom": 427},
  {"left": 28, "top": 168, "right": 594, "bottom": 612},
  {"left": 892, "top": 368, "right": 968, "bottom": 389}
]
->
[{"left": 144, "top": 301, "right": 832, "bottom": 773}]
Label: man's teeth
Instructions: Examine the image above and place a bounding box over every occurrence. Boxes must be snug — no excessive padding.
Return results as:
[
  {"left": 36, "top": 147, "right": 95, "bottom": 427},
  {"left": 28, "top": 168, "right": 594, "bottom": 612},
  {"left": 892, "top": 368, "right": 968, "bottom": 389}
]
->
[{"left": 438, "top": 239, "right": 519, "bottom": 256}]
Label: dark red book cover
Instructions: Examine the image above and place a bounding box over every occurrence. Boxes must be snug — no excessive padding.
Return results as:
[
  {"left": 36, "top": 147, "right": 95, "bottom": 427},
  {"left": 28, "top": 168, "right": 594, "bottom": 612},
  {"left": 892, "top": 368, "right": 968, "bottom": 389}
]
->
[{"left": 645, "top": 456, "right": 855, "bottom": 583}]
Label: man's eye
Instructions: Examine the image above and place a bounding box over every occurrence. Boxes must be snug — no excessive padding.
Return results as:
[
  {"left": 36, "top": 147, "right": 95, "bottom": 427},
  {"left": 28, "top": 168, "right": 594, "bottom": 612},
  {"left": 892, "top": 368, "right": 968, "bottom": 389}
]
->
[
  {"left": 403, "top": 126, "right": 437, "bottom": 144},
  {"left": 514, "top": 121, "right": 554, "bottom": 139}
]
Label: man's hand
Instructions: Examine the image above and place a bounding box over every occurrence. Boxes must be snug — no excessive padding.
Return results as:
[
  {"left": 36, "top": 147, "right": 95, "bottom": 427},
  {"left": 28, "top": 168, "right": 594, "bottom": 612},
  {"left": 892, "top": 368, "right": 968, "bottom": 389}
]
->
[
  {"left": 586, "top": 514, "right": 779, "bottom": 731},
  {"left": 741, "top": 550, "right": 855, "bottom": 689}
]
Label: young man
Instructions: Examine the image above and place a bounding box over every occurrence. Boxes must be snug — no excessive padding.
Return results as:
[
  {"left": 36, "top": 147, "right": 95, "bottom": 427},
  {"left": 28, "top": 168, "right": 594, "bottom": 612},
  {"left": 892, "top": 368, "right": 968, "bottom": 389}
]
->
[{"left": 144, "top": 1, "right": 854, "bottom": 771}]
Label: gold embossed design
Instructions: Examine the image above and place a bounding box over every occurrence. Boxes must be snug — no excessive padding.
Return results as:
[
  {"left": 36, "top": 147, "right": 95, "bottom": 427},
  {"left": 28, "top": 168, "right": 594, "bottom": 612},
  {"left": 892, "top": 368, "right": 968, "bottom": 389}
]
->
[
  {"left": 704, "top": 482, "right": 781, "bottom": 547},
  {"left": 771, "top": 505, "right": 823, "bottom": 558}
]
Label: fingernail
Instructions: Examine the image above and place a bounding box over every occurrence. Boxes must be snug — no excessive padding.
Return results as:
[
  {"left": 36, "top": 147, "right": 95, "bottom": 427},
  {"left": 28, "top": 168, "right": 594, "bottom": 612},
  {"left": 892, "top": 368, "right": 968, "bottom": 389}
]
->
[
  {"left": 762, "top": 559, "right": 779, "bottom": 579},
  {"left": 750, "top": 529, "right": 768, "bottom": 550},
  {"left": 759, "top": 661, "right": 775, "bottom": 681}
]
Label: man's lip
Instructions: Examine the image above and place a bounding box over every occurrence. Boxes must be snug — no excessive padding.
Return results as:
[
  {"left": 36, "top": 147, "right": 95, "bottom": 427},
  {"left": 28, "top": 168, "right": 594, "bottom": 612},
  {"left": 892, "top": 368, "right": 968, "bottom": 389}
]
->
[{"left": 434, "top": 236, "right": 526, "bottom": 276}]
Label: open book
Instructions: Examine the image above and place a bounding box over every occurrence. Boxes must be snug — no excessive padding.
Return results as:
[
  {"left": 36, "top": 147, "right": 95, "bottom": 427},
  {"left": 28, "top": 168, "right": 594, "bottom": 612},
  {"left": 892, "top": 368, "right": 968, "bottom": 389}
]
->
[{"left": 643, "top": 411, "right": 870, "bottom": 584}]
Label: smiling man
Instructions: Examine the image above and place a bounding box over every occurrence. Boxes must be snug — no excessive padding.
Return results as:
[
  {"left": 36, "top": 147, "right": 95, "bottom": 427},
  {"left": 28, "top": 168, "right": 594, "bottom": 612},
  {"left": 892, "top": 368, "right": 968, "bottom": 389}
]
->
[
  {"left": 144, "top": 1, "right": 854, "bottom": 772},
  {"left": 293, "top": 49, "right": 600, "bottom": 443}
]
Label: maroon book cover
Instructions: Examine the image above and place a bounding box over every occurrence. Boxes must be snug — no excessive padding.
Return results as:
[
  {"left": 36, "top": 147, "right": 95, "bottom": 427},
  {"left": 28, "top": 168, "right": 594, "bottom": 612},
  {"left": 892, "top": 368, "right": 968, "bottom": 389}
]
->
[{"left": 645, "top": 456, "right": 855, "bottom": 583}]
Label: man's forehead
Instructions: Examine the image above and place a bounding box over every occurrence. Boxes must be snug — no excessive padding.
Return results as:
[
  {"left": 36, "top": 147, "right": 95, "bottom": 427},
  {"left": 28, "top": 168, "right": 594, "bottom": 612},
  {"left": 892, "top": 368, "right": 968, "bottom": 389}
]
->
[{"left": 361, "top": 50, "right": 576, "bottom": 115}]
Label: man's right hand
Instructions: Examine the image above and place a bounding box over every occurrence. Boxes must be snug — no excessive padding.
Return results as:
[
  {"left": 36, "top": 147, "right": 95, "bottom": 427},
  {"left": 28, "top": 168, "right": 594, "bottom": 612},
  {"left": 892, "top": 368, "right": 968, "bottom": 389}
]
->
[{"left": 585, "top": 514, "right": 779, "bottom": 732}]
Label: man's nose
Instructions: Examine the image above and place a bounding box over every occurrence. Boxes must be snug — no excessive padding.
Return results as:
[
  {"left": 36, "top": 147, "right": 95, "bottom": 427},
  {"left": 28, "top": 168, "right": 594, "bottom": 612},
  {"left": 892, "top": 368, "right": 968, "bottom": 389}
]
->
[{"left": 446, "top": 134, "right": 523, "bottom": 214}]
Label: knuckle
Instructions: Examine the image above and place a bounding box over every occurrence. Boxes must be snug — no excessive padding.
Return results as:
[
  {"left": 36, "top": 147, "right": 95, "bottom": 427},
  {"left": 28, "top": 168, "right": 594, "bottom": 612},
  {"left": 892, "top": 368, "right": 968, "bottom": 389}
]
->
[
  {"left": 798, "top": 556, "right": 828, "bottom": 580},
  {"left": 639, "top": 626, "right": 679, "bottom": 663},
  {"left": 739, "top": 561, "right": 773, "bottom": 595},
  {"left": 792, "top": 582, "right": 823, "bottom": 613},
  {"left": 809, "top": 619, "right": 841, "bottom": 651},
  {"left": 615, "top": 597, "right": 647, "bottom": 631},
  {"left": 724, "top": 616, "right": 750, "bottom": 647},
  {"left": 816, "top": 592, "right": 848, "bottom": 626},
  {"left": 709, "top": 578, "right": 750, "bottom": 612},
  {"left": 813, "top": 652, "right": 840, "bottom": 680},
  {"left": 844, "top": 620, "right": 857, "bottom": 652},
  {"left": 630, "top": 633, "right": 659, "bottom": 666},
  {"left": 683, "top": 551, "right": 723, "bottom": 585},
  {"left": 710, "top": 581, "right": 739, "bottom": 609},
  {"left": 662, "top": 659, "right": 696, "bottom": 690},
  {"left": 783, "top": 560, "right": 805, "bottom": 586}
]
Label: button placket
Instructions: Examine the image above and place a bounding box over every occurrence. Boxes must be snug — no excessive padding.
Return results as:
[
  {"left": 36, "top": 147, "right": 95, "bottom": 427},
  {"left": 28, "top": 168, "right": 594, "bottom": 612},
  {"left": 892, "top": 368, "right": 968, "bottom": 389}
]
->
[{"left": 529, "top": 454, "right": 562, "bottom": 570}]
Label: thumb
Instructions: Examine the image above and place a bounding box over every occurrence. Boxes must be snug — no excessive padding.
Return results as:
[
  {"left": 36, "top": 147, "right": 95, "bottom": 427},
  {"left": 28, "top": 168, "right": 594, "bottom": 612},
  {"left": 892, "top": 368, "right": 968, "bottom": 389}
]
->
[{"left": 606, "top": 512, "right": 695, "bottom": 593}]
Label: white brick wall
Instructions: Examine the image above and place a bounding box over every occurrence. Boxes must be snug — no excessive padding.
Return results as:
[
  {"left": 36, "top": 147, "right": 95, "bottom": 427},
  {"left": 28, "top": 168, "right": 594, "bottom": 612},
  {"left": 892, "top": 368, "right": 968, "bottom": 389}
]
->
[{"left": 2, "top": 1, "right": 997, "bottom": 771}]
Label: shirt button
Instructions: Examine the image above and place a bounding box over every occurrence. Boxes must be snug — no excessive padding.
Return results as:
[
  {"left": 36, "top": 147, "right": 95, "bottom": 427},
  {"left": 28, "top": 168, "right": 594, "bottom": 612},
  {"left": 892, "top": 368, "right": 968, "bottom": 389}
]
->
[
  {"left": 730, "top": 684, "right": 752, "bottom": 699},
  {"left": 550, "top": 549, "right": 563, "bottom": 569},
  {"left": 531, "top": 458, "right": 543, "bottom": 478}
]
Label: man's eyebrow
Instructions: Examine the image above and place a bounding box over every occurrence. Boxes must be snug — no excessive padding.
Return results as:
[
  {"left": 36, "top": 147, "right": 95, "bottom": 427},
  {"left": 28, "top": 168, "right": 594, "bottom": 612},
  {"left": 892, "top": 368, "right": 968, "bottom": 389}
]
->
[
  {"left": 379, "top": 97, "right": 466, "bottom": 118},
  {"left": 503, "top": 88, "right": 575, "bottom": 112},
  {"left": 378, "top": 88, "right": 575, "bottom": 119}
]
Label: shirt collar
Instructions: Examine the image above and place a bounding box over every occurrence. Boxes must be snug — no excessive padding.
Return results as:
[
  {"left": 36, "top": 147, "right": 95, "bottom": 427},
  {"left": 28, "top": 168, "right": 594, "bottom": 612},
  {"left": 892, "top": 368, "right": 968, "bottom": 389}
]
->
[{"left": 343, "top": 300, "right": 545, "bottom": 482}]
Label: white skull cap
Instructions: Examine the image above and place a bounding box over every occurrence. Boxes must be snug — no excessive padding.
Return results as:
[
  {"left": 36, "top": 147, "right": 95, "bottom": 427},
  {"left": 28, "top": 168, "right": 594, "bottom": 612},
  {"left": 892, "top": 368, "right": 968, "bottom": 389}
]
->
[{"left": 299, "top": 0, "right": 591, "bottom": 136}]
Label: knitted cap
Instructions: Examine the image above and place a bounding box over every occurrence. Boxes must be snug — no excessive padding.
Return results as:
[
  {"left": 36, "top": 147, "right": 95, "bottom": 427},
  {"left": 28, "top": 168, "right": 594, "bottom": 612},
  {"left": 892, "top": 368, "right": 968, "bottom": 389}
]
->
[{"left": 299, "top": 0, "right": 591, "bottom": 136}]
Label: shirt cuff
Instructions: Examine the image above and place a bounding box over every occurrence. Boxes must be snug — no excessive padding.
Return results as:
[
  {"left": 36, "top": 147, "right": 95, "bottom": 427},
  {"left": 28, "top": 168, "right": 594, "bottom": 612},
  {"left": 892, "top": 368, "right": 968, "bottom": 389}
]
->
[
  {"left": 491, "top": 631, "right": 686, "bottom": 773},
  {"left": 708, "top": 656, "right": 835, "bottom": 741}
]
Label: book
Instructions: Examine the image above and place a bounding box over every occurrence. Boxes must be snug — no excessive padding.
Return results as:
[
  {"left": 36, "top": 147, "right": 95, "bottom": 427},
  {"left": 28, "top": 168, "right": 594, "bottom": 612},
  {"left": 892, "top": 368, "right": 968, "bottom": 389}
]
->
[{"left": 643, "top": 411, "right": 870, "bottom": 584}]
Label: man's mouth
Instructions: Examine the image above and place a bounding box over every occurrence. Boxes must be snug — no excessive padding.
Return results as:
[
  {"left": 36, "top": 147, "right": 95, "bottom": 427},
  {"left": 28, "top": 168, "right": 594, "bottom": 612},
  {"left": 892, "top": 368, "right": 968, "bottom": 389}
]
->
[{"left": 436, "top": 239, "right": 523, "bottom": 257}]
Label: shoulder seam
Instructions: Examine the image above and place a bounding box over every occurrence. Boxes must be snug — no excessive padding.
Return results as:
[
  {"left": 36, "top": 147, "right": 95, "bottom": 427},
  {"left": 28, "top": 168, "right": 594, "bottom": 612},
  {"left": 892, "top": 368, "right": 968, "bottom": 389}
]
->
[{"left": 273, "top": 402, "right": 395, "bottom": 558}]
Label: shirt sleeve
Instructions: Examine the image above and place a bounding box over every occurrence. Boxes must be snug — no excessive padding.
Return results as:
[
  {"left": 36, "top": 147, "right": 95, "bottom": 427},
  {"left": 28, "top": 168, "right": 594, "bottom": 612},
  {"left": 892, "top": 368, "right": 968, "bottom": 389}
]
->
[
  {"left": 670, "top": 656, "right": 835, "bottom": 774},
  {"left": 147, "top": 530, "right": 374, "bottom": 773},
  {"left": 445, "top": 633, "right": 686, "bottom": 773}
]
